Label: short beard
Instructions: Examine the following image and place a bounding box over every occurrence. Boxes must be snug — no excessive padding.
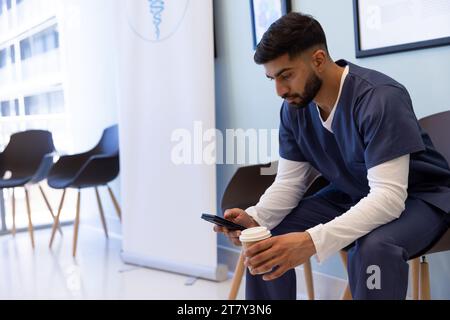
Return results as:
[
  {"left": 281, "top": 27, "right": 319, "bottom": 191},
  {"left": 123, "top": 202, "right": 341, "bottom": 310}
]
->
[{"left": 285, "top": 73, "right": 322, "bottom": 108}]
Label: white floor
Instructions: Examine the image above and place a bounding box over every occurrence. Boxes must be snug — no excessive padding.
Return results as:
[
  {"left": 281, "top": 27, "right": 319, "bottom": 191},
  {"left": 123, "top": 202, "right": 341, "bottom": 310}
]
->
[{"left": 0, "top": 225, "right": 245, "bottom": 300}]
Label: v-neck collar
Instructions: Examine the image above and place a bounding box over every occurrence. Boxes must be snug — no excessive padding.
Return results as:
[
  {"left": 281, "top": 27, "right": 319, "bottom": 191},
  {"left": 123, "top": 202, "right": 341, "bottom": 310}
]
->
[{"left": 316, "top": 63, "right": 349, "bottom": 133}]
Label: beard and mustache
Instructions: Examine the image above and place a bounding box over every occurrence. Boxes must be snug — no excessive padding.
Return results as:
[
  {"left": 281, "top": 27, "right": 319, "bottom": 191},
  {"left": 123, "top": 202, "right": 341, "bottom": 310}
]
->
[{"left": 282, "top": 72, "right": 322, "bottom": 108}]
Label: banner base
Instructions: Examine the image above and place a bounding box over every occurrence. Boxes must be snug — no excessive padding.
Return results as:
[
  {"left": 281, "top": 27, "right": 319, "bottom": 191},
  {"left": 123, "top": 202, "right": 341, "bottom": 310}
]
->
[{"left": 121, "top": 251, "right": 229, "bottom": 282}]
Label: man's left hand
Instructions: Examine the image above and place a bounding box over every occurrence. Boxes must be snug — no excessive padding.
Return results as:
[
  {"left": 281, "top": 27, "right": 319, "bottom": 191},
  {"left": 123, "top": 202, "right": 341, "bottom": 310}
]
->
[{"left": 244, "top": 232, "right": 316, "bottom": 281}]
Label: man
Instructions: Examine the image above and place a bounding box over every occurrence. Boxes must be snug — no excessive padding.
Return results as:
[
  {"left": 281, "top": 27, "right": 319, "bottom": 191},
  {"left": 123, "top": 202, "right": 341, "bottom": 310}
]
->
[{"left": 214, "top": 12, "right": 450, "bottom": 299}]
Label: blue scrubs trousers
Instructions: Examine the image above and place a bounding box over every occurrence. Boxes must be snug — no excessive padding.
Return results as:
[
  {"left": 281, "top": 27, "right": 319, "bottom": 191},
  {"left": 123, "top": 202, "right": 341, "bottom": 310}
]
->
[{"left": 245, "top": 190, "right": 448, "bottom": 300}]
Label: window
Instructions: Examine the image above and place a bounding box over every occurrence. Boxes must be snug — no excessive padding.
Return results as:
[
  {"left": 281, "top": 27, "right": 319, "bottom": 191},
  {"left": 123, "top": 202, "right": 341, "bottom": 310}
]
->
[
  {"left": 9, "top": 45, "right": 15, "bottom": 63},
  {"left": 0, "top": 48, "right": 6, "bottom": 69},
  {"left": 24, "top": 90, "right": 64, "bottom": 115},
  {"left": 0, "top": 99, "right": 19, "bottom": 117},
  {"left": 20, "top": 25, "right": 59, "bottom": 61},
  {"left": 0, "top": 45, "right": 16, "bottom": 69}
]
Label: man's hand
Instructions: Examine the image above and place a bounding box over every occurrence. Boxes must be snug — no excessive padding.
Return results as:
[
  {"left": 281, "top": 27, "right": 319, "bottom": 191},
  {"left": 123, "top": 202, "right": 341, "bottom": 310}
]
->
[
  {"left": 244, "top": 232, "right": 316, "bottom": 281},
  {"left": 213, "top": 208, "right": 259, "bottom": 246}
]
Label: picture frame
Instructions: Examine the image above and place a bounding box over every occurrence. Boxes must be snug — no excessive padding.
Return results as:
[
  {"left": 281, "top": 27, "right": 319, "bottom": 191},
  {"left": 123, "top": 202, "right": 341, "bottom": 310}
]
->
[
  {"left": 353, "top": 0, "right": 450, "bottom": 58},
  {"left": 250, "top": 0, "right": 291, "bottom": 49}
]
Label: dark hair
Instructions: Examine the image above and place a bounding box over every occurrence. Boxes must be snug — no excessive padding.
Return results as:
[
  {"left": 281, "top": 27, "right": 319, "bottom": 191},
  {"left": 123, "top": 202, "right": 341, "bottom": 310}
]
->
[{"left": 254, "top": 12, "right": 328, "bottom": 64}]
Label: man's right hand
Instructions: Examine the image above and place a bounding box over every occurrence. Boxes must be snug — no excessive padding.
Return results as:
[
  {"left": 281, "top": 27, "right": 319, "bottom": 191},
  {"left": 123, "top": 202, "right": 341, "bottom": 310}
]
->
[{"left": 213, "top": 208, "right": 259, "bottom": 246}]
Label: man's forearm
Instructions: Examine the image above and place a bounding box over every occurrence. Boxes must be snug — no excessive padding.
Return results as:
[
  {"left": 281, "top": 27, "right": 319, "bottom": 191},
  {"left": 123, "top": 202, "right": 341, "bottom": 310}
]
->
[{"left": 246, "top": 158, "right": 320, "bottom": 229}]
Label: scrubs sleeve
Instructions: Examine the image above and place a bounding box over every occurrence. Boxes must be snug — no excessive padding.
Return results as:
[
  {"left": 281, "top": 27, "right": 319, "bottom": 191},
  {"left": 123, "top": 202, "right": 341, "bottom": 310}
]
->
[
  {"left": 279, "top": 102, "right": 306, "bottom": 162},
  {"left": 356, "top": 85, "right": 425, "bottom": 169}
]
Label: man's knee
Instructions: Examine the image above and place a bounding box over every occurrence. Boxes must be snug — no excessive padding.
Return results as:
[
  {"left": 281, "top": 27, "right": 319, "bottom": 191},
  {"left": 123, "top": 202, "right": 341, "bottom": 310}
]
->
[{"left": 351, "top": 232, "right": 408, "bottom": 262}]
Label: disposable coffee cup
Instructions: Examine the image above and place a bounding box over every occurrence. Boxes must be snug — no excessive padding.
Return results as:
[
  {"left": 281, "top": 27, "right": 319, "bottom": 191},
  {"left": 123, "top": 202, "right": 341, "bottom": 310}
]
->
[{"left": 239, "top": 226, "right": 272, "bottom": 274}]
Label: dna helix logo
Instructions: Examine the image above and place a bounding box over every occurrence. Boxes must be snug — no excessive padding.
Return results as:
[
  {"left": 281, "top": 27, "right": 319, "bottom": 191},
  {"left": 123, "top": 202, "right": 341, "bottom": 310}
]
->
[
  {"left": 127, "top": 0, "right": 190, "bottom": 43},
  {"left": 148, "top": 0, "right": 165, "bottom": 40}
]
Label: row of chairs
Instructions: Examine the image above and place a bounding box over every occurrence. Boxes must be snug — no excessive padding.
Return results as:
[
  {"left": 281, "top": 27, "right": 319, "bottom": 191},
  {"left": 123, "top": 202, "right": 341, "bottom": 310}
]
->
[
  {"left": 224, "top": 111, "right": 450, "bottom": 300},
  {"left": 0, "top": 124, "right": 120, "bottom": 257}
]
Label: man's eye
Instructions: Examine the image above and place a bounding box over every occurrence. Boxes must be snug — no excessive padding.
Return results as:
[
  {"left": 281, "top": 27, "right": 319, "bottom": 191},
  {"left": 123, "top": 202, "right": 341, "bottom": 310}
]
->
[{"left": 281, "top": 73, "right": 292, "bottom": 80}]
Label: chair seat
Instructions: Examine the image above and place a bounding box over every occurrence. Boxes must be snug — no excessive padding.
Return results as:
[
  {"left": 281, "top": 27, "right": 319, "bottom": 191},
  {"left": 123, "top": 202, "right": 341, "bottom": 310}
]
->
[
  {"left": 48, "top": 176, "right": 113, "bottom": 189},
  {"left": 0, "top": 176, "right": 32, "bottom": 188},
  {"left": 47, "top": 176, "right": 76, "bottom": 189},
  {"left": 425, "top": 229, "right": 450, "bottom": 255}
]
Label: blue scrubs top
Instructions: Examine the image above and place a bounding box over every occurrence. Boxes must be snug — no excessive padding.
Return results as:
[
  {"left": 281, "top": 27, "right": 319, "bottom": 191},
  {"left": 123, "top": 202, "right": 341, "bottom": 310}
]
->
[{"left": 279, "top": 60, "right": 450, "bottom": 214}]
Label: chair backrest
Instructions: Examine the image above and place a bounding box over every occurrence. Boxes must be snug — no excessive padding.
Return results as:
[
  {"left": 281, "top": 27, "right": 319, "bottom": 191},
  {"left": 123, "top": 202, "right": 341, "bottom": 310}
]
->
[
  {"left": 221, "top": 162, "right": 277, "bottom": 211},
  {"left": 1, "top": 130, "right": 55, "bottom": 175},
  {"left": 92, "top": 124, "right": 119, "bottom": 156},
  {"left": 418, "top": 111, "right": 450, "bottom": 165},
  {"left": 418, "top": 111, "right": 450, "bottom": 255},
  {"left": 221, "top": 161, "right": 329, "bottom": 212}
]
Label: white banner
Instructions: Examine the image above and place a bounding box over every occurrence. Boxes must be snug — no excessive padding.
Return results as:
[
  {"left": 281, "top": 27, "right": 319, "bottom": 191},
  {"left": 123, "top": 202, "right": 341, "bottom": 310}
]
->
[{"left": 116, "top": 0, "right": 226, "bottom": 281}]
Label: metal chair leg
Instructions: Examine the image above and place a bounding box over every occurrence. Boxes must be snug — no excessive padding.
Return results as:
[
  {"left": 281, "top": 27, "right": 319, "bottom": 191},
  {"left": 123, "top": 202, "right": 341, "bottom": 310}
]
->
[
  {"left": 49, "top": 189, "right": 66, "bottom": 248},
  {"left": 107, "top": 185, "right": 121, "bottom": 221},
  {"left": 95, "top": 187, "right": 108, "bottom": 238}
]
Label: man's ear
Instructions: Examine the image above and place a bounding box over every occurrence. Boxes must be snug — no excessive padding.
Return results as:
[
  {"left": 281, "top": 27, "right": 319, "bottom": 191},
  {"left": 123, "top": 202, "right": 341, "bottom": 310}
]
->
[{"left": 311, "top": 49, "right": 327, "bottom": 72}]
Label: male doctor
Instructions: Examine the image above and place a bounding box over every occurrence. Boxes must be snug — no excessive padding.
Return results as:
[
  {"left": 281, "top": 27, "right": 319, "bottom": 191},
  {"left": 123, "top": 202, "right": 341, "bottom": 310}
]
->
[{"left": 215, "top": 12, "right": 450, "bottom": 299}]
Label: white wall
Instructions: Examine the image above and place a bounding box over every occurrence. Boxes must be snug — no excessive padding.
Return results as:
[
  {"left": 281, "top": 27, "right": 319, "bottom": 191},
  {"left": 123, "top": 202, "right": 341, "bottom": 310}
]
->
[{"left": 57, "top": 0, "right": 121, "bottom": 235}]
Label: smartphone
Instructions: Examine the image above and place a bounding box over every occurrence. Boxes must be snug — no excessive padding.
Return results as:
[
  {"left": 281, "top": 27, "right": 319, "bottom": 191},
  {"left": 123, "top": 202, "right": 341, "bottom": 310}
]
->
[{"left": 201, "top": 213, "right": 246, "bottom": 231}]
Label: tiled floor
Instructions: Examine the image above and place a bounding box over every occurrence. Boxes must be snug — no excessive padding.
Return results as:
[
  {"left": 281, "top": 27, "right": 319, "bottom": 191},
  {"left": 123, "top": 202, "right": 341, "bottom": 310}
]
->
[{"left": 0, "top": 225, "right": 245, "bottom": 300}]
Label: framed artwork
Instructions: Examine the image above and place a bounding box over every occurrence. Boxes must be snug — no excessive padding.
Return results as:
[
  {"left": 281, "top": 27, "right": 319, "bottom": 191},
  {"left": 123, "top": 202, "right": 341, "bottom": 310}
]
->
[
  {"left": 353, "top": 0, "right": 450, "bottom": 58},
  {"left": 250, "top": 0, "right": 291, "bottom": 49}
]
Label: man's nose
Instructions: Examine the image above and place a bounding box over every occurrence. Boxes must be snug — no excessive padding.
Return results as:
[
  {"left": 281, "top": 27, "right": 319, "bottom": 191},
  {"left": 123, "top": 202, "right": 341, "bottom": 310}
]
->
[{"left": 275, "top": 79, "right": 289, "bottom": 98}]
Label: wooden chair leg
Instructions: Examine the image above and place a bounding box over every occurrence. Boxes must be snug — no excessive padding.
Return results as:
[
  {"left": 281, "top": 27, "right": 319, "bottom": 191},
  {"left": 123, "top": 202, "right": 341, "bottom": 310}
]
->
[
  {"left": 411, "top": 257, "right": 420, "bottom": 300},
  {"left": 107, "top": 185, "right": 121, "bottom": 221},
  {"left": 419, "top": 256, "right": 431, "bottom": 300},
  {"left": 38, "top": 184, "right": 63, "bottom": 235},
  {"left": 95, "top": 187, "right": 108, "bottom": 238},
  {"left": 303, "top": 259, "right": 315, "bottom": 300},
  {"left": 49, "top": 189, "right": 66, "bottom": 248},
  {"left": 24, "top": 187, "right": 35, "bottom": 249},
  {"left": 339, "top": 251, "right": 352, "bottom": 300},
  {"left": 228, "top": 250, "right": 246, "bottom": 300},
  {"left": 72, "top": 189, "right": 81, "bottom": 257},
  {"left": 11, "top": 188, "right": 16, "bottom": 236}
]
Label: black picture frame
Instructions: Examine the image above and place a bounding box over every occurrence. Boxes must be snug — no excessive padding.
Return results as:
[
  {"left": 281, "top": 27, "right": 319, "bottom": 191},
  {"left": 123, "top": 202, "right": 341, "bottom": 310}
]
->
[
  {"left": 250, "top": 0, "right": 291, "bottom": 50},
  {"left": 353, "top": 0, "right": 450, "bottom": 58}
]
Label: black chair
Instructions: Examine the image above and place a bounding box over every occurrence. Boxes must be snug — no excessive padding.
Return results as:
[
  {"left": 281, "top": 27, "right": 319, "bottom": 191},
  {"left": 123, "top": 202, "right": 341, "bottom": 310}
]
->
[
  {"left": 223, "top": 161, "right": 329, "bottom": 300},
  {"left": 47, "top": 124, "right": 121, "bottom": 257},
  {"left": 0, "top": 130, "right": 60, "bottom": 248},
  {"left": 408, "top": 110, "right": 450, "bottom": 300},
  {"left": 338, "top": 111, "right": 450, "bottom": 300}
]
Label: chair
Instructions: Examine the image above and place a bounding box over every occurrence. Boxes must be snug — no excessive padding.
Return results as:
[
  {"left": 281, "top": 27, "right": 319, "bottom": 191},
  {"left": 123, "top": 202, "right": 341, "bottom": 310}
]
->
[
  {"left": 0, "top": 130, "right": 60, "bottom": 248},
  {"left": 409, "top": 110, "right": 450, "bottom": 300},
  {"left": 223, "top": 161, "right": 329, "bottom": 300},
  {"left": 47, "top": 124, "right": 121, "bottom": 257},
  {"left": 338, "top": 111, "right": 450, "bottom": 300}
]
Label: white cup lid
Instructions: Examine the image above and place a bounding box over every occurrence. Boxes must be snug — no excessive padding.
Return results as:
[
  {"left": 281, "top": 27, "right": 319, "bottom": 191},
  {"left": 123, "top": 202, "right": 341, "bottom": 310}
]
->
[{"left": 239, "top": 226, "right": 271, "bottom": 242}]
